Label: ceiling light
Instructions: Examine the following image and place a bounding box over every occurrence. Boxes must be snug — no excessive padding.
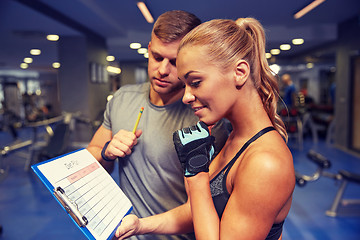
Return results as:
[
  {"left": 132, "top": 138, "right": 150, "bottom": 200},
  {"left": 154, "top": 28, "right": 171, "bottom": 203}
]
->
[
  {"left": 280, "top": 44, "right": 291, "bottom": 51},
  {"left": 265, "top": 53, "right": 272, "bottom": 59},
  {"left": 107, "top": 66, "right": 121, "bottom": 74},
  {"left": 52, "top": 62, "right": 61, "bottom": 68},
  {"left": 24, "top": 57, "right": 33, "bottom": 64},
  {"left": 130, "top": 43, "right": 142, "bottom": 49},
  {"left": 269, "top": 64, "right": 281, "bottom": 75},
  {"left": 30, "top": 49, "right": 41, "bottom": 55},
  {"left": 137, "top": 48, "right": 147, "bottom": 54},
  {"left": 306, "top": 63, "right": 314, "bottom": 69},
  {"left": 20, "top": 63, "right": 28, "bottom": 69},
  {"left": 107, "top": 94, "right": 114, "bottom": 102},
  {"left": 294, "top": 0, "right": 326, "bottom": 19},
  {"left": 144, "top": 52, "right": 149, "bottom": 58},
  {"left": 106, "top": 56, "right": 115, "bottom": 62},
  {"left": 270, "top": 49, "right": 280, "bottom": 55},
  {"left": 47, "top": 34, "right": 59, "bottom": 41},
  {"left": 137, "top": 1, "right": 154, "bottom": 23},
  {"left": 292, "top": 38, "right": 304, "bottom": 45}
]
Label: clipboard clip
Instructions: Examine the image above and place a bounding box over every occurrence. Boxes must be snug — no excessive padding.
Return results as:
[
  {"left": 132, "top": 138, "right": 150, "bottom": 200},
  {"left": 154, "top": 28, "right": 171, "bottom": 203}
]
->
[{"left": 53, "top": 186, "right": 88, "bottom": 227}]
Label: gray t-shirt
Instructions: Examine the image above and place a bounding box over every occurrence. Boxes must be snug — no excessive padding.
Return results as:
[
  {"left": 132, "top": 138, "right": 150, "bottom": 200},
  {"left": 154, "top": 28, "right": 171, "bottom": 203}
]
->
[{"left": 103, "top": 82, "right": 198, "bottom": 240}]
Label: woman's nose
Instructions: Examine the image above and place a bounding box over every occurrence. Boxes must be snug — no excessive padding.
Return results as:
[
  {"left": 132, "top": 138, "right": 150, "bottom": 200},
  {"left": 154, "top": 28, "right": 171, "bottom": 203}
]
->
[{"left": 182, "top": 87, "right": 195, "bottom": 104}]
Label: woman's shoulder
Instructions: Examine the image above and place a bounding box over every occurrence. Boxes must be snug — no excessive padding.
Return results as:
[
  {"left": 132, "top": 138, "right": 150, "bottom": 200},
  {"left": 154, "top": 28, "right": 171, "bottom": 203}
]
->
[{"left": 237, "top": 134, "right": 294, "bottom": 182}]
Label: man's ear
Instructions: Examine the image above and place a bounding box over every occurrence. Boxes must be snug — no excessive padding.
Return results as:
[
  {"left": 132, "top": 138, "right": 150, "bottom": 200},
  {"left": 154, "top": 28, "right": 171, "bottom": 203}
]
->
[{"left": 234, "top": 60, "right": 250, "bottom": 89}]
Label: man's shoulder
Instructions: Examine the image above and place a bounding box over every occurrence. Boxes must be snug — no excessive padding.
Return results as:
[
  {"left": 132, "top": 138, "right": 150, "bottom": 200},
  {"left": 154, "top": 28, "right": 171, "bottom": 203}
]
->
[{"left": 113, "top": 82, "right": 149, "bottom": 97}]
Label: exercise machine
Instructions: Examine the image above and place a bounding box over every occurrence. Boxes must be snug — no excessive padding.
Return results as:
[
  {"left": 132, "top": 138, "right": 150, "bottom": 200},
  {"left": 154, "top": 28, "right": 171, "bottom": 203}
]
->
[{"left": 295, "top": 150, "right": 360, "bottom": 217}]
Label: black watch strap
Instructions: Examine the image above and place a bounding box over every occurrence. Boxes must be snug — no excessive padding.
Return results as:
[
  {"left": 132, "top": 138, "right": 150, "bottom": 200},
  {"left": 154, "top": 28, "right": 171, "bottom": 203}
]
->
[{"left": 101, "top": 141, "right": 115, "bottom": 162}]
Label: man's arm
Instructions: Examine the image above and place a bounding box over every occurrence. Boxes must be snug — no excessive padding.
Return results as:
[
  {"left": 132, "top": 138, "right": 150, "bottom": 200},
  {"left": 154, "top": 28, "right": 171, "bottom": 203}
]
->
[
  {"left": 87, "top": 125, "right": 115, "bottom": 173},
  {"left": 87, "top": 125, "right": 143, "bottom": 173}
]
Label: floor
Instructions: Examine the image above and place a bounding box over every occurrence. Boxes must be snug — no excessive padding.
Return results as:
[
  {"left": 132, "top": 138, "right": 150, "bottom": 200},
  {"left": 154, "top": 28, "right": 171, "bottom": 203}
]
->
[{"left": 1, "top": 127, "right": 360, "bottom": 240}]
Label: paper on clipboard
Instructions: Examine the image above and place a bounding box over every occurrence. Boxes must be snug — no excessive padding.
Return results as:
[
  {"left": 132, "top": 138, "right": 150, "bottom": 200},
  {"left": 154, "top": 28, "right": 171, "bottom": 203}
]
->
[{"left": 32, "top": 149, "right": 133, "bottom": 240}]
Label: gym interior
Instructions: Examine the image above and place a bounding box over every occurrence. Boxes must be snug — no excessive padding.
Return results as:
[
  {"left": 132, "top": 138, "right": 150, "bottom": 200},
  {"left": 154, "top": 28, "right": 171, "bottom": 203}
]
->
[{"left": 1, "top": 0, "right": 360, "bottom": 239}]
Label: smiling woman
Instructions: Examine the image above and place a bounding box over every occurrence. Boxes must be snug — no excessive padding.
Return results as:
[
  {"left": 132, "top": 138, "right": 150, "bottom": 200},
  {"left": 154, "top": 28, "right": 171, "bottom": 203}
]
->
[{"left": 114, "top": 18, "right": 295, "bottom": 240}]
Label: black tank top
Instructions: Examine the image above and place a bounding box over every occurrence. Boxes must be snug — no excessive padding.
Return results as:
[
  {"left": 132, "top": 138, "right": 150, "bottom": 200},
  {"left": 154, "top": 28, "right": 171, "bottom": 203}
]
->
[{"left": 210, "top": 126, "right": 284, "bottom": 240}]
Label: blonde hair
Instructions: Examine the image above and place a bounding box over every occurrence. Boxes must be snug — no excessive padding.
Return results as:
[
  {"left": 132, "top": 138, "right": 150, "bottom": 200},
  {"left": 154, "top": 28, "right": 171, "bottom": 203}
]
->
[{"left": 179, "top": 18, "right": 288, "bottom": 141}]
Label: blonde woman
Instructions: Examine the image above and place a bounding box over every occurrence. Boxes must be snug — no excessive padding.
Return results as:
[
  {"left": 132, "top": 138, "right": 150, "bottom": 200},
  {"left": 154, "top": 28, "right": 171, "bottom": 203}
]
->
[{"left": 115, "top": 18, "right": 295, "bottom": 240}]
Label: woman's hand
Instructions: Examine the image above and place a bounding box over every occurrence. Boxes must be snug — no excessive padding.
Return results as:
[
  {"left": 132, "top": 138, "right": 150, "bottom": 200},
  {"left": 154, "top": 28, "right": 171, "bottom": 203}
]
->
[{"left": 114, "top": 214, "right": 141, "bottom": 239}]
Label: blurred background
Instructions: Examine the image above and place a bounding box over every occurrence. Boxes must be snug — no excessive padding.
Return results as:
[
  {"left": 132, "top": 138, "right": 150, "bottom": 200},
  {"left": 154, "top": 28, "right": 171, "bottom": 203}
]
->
[{"left": 1, "top": 0, "right": 360, "bottom": 239}]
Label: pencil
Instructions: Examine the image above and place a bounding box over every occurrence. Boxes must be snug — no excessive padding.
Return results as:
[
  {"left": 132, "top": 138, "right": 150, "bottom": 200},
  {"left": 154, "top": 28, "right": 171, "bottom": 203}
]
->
[{"left": 132, "top": 107, "right": 144, "bottom": 133}]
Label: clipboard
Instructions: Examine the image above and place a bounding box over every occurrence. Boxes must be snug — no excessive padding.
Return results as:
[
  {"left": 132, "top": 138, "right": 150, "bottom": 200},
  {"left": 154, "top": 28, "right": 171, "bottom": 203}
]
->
[{"left": 32, "top": 148, "right": 133, "bottom": 240}]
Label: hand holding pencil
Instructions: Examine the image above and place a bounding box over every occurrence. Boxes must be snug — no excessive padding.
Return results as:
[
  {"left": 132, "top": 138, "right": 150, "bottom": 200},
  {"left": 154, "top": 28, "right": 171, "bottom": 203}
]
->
[
  {"left": 102, "top": 107, "right": 144, "bottom": 160},
  {"left": 132, "top": 107, "right": 144, "bottom": 133}
]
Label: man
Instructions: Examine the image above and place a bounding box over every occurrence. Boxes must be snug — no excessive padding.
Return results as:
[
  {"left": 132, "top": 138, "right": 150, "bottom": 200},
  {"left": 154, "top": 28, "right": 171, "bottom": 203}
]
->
[
  {"left": 281, "top": 73, "right": 297, "bottom": 107},
  {"left": 87, "top": 10, "right": 202, "bottom": 240}
]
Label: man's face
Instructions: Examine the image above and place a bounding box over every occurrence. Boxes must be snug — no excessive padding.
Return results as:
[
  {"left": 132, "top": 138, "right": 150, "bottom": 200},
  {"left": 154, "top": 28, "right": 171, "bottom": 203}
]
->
[{"left": 147, "top": 34, "right": 184, "bottom": 97}]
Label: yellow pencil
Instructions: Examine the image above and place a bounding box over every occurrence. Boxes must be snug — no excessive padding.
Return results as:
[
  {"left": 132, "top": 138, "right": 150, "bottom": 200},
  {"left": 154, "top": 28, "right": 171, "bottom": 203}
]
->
[{"left": 132, "top": 107, "right": 144, "bottom": 133}]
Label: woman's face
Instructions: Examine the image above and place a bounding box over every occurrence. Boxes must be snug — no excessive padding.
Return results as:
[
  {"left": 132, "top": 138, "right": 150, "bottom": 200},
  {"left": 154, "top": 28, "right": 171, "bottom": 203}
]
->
[{"left": 177, "top": 46, "right": 238, "bottom": 125}]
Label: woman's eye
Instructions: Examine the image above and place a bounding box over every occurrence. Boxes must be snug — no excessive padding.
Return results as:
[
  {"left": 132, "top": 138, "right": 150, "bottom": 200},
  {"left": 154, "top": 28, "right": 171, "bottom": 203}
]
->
[{"left": 190, "top": 81, "right": 201, "bottom": 87}]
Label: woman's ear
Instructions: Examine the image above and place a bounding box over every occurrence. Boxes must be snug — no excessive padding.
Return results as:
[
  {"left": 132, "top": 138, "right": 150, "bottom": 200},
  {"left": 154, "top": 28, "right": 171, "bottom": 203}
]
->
[{"left": 234, "top": 60, "right": 250, "bottom": 89}]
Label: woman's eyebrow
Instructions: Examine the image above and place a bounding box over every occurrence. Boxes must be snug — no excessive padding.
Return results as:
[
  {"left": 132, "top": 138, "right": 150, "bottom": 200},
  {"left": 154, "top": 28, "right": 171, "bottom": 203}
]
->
[{"left": 184, "top": 70, "right": 199, "bottom": 79}]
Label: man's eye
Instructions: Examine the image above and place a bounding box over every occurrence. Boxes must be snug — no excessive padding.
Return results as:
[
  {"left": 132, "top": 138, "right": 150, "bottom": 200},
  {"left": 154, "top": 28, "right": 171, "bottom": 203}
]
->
[
  {"left": 170, "top": 60, "right": 176, "bottom": 66},
  {"left": 154, "top": 57, "right": 163, "bottom": 62}
]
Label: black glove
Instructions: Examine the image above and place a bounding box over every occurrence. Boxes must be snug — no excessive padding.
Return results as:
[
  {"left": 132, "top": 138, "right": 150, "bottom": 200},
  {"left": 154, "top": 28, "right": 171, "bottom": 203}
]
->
[{"left": 173, "top": 121, "right": 214, "bottom": 177}]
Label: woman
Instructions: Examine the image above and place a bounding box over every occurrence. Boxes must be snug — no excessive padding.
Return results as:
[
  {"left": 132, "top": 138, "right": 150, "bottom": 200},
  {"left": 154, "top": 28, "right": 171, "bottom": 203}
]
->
[{"left": 115, "top": 18, "right": 295, "bottom": 240}]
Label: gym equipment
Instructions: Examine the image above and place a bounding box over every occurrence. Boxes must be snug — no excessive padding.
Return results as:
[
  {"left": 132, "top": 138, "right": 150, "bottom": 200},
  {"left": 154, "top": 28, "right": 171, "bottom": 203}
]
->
[
  {"left": 295, "top": 150, "right": 334, "bottom": 187},
  {"left": 326, "top": 170, "right": 360, "bottom": 217},
  {"left": 0, "top": 139, "right": 33, "bottom": 182},
  {"left": 295, "top": 150, "right": 360, "bottom": 217}
]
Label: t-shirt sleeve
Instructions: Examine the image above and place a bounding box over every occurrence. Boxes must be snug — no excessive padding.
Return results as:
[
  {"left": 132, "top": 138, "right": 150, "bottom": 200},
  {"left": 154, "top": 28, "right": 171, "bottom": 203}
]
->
[{"left": 102, "top": 96, "right": 113, "bottom": 130}]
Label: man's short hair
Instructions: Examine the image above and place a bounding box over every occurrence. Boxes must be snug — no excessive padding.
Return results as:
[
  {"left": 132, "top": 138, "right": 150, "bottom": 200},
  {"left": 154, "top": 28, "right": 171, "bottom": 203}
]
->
[{"left": 152, "top": 10, "right": 201, "bottom": 43}]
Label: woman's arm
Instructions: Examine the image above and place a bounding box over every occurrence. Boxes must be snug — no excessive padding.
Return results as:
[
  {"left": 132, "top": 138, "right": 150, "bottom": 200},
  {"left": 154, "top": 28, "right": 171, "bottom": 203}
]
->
[
  {"left": 186, "top": 173, "right": 220, "bottom": 240},
  {"left": 219, "top": 150, "right": 295, "bottom": 240},
  {"left": 185, "top": 149, "right": 294, "bottom": 240},
  {"left": 115, "top": 201, "right": 194, "bottom": 239}
]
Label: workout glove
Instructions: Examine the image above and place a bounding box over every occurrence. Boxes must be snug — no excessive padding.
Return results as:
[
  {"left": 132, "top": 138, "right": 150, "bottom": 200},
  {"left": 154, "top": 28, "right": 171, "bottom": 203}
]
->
[{"left": 173, "top": 121, "right": 214, "bottom": 177}]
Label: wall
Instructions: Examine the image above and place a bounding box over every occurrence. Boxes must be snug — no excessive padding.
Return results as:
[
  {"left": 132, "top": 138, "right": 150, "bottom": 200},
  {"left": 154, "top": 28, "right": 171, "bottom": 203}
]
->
[{"left": 334, "top": 16, "right": 360, "bottom": 152}]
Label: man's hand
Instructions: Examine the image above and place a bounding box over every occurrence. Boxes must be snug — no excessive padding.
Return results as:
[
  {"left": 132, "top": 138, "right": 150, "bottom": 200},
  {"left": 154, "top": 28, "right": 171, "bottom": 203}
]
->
[
  {"left": 173, "top": 121, "right": 214, "bottom": 177},
  {"left": 103, "top": 129, "right": 142, "bottom": 160}
]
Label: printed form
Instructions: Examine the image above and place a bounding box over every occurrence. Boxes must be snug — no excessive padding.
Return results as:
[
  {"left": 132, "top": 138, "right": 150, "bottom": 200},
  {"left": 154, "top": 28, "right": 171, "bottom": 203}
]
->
[{"left": 33, "top": 149, "right": 132, "bottom": 240}]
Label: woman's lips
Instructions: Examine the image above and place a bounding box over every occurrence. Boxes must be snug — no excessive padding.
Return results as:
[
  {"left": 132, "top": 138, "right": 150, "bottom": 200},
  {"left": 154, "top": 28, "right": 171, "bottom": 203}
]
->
[{"left": 192, "top": 106, "right": 205, "bottom": 113}]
